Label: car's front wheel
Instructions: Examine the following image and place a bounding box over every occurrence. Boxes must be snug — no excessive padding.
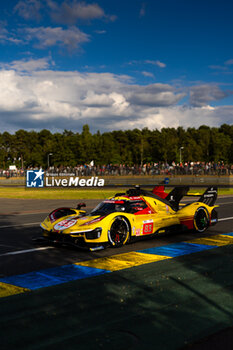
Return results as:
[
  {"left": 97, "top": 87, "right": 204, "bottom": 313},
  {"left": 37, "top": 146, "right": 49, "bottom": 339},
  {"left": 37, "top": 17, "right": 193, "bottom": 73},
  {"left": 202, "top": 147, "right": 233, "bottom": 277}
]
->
[
  {"left": 193, "top": 207, "right": 209, "bottom": 232},
  {"left": 108, "top": 216, "right": 130, "bottom": 247}
]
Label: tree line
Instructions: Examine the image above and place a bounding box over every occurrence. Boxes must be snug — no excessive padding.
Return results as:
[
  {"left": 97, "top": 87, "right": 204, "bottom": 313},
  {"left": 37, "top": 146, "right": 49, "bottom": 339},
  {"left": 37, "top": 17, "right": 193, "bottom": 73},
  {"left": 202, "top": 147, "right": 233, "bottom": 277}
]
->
[{"left": 0, "top": 124, "right": 232, "bottom": 169}]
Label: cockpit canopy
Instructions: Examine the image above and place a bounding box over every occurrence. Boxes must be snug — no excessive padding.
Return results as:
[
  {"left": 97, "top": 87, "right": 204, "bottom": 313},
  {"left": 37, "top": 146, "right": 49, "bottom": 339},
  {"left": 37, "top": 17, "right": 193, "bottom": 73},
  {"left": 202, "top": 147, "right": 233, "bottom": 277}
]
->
[{"left": 90, "top": 199, "right": 148, "bottom": 216}]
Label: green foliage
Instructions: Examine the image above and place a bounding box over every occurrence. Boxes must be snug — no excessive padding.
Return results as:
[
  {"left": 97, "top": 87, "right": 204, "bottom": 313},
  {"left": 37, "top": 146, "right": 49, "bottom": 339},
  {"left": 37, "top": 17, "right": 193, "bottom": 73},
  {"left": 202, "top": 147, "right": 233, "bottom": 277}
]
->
[{"left": 0, "top": 124, "right": 232, "bottom": 168}]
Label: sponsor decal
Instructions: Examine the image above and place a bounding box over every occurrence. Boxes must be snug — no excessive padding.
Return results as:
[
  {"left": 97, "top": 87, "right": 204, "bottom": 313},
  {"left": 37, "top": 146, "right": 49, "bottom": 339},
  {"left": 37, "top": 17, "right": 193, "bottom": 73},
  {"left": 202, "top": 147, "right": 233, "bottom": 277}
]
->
[
  {"left": 54, "top": 218, "right": 77, "bottom": 231},
  {"left": 158, "top": 229, "right": 165, "bottom": 234},
  {"left": 143, "top": 219, "right": 154, "bottom": 224},
  {"left": 103, "top": 200, "right": 125, "bottom": 204},
  {"left": 80, "top": 216, "right": 106, "bottom": 226},
  {"left": 136, "top": 228, "right": 141, "bottom": 236},
  {"left": 204, "top": 194, "right": 215, "bottom": 198},
  {"left": 128, "top": 196, "right": 142, "bottom": 200},
  {"left": 26, "top": 169, "right": 44, "bottom": 188},
  {"left": 142, "top": 219, "right": 154, "bottom": 235}
]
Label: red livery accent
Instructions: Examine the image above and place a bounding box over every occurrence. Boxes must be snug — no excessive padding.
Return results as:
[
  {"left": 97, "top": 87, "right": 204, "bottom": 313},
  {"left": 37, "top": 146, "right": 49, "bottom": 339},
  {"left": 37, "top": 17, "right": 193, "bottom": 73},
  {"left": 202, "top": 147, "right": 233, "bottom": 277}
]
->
[
  {"left": 152, "top": 185, "right": 167, "bottom": 199},
  {"left": 134, "top": 207, "right": 152, "bottom": 215},
  {"left": 80, "top": 216, "right": 106, "bottom": 226},
  {"left": 180, "top": 219, "right": 194, "bottom": 230},
  {"left": 142, "top": 222, "right": 153, "bottom": 235}
]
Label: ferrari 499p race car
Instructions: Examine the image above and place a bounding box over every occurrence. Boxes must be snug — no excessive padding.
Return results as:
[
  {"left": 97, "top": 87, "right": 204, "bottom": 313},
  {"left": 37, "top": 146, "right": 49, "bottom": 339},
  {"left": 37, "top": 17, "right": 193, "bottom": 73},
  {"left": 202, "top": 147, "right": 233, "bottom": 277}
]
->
[{"left": 40, "top": 186, "right": 218, "bottom": 251}]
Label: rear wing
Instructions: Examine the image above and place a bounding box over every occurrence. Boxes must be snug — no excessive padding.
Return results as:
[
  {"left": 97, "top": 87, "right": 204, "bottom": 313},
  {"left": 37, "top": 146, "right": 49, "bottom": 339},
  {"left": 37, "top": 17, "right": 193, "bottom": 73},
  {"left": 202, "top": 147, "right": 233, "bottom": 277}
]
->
[
  {"left": 153, "top": 185, "right": 190, "bottom": 210},
  {"left": 165, "top": 186, "right": 190, "bottom": 210},
  {"left": 152, "top": 185, "right": 218, "bottom": 210},
  {"left": 198, "top": 187, "right": 218, "bottom": 206}
]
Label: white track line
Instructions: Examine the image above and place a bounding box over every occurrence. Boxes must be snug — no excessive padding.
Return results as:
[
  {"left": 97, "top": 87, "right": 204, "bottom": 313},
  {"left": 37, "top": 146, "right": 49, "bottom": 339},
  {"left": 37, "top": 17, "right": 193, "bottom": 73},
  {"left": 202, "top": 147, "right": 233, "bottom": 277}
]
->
[
  {"left": 218, "top": 217, "right": 233, "bottom": 222},
  {"left": 0, "top": 246, "right": 54, "bottom": 257},
  {"left": 0, "top": 244, "right": 16, "bottom": 248},
  {"left": 217, "top": 201, "right": 233, "bottom": 205}
]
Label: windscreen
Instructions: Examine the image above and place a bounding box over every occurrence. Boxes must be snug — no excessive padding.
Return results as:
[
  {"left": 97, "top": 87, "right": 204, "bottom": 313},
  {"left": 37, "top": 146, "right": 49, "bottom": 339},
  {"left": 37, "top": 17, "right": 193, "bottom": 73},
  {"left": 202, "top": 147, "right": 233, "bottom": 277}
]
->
[
  {"left": 90, "top": 200, "right": 126, "bottom": 215},
  {"left": 90, "top": 199, "right": 149, "bottom": 215}
]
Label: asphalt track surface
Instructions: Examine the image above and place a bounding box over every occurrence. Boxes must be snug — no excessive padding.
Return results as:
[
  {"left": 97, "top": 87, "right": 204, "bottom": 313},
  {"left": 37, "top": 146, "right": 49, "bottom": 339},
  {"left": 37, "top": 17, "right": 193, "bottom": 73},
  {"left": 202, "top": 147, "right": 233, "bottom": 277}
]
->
[{"left": 0, "top": 196, "right": 233, "bottom": 349}]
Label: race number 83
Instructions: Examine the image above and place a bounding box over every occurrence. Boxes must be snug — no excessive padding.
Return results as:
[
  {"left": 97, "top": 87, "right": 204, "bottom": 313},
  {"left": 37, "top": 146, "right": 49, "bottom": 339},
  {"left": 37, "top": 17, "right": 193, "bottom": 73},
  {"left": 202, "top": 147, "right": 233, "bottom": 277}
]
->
[{"left": 142, "top": 222, "right": 153, "bottom": 235}]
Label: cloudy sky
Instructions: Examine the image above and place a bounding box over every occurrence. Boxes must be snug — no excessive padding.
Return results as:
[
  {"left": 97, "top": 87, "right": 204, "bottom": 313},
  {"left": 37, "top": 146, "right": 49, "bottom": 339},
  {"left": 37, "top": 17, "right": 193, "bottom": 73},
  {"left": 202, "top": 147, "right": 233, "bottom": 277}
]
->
[{"left": 0, "top": 0, "right": 233, "bottom": 133}]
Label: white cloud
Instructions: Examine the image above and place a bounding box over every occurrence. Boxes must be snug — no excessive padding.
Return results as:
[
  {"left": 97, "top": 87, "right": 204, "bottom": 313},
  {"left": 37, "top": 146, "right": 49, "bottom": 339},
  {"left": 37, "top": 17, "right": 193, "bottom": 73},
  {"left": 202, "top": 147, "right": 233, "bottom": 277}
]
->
[
  {"left": 0, "top": 22, "right": 22, "bottom": 44},
  {"left": 126, "top": 84, "right": 186, "bottom": 107},
  {"left": 142, "top": 71, "right": 155, "bottom": 78},
  {"left": 82, "top": 91, "right": 115, "bottom": 107},
  {"left": 189, "top": 84, "right": 231, "bottom": 107},
  {"left": 0, "top": 57, "right": 52, "bottom": 72},
  {"left": 14, "top": 0, "right": 43, "bottom": 21},
  {"left": 209, "top": 59, "right": 233, "bottom": 73},
  {"left": 47, "top": 0, "right": 116, "bottom": 24},
  {"left": 0, "top": 67, "right": 231, "bottom": 132},
  {"left": 95, "top": 30, "right": 107, "bottom": 34},
  {"left": 112, "top": 105, "right": 233, "bottom": 131},
  {"left": 127, "top": 60, "right": 166, "bottom": 68},
  {"left": 0, "top": 70, "right": 36, "bottom": 111},
  {"left": 0, "top": 21, "right": 90, "bottom": 52},
  {"left": 225, "top": 59, "right": 233, "bottom": 66},
  {"left": 145, "top": 60, "right": 166, "bottom": 68},
  {"left": 209, "top": 65, "right": 227, "bottom": 71},
  {"left": 24, "top": 26, "right": 90, "bottom": 50}
]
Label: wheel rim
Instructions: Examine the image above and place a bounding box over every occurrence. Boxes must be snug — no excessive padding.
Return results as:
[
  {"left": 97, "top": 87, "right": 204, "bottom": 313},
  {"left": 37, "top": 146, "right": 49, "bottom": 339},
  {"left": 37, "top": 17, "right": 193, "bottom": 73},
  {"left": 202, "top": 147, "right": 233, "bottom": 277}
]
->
[
  {"left": 194, "top": 208, "right": 209, "bottom": 232},
  {"left": 108, "top": 217, "right": 129, "bottom": 246}
]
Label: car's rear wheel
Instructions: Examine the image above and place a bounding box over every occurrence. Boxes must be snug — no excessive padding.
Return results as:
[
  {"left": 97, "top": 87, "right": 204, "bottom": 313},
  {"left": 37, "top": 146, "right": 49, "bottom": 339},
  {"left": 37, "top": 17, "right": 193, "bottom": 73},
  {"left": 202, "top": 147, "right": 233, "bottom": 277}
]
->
[
  {"left": 194, "top": 207, "right": 209, "bottom": 232},
  {"left": 108, "top": 216, "right": 130, "bottom": 247}
]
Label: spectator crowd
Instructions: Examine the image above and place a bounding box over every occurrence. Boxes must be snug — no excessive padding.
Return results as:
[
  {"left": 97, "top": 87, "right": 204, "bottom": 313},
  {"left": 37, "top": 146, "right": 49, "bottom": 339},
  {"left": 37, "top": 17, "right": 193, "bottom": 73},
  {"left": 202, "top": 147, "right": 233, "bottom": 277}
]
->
[{"left": 1, "top": 161, "right": 233, "bottom": 177}]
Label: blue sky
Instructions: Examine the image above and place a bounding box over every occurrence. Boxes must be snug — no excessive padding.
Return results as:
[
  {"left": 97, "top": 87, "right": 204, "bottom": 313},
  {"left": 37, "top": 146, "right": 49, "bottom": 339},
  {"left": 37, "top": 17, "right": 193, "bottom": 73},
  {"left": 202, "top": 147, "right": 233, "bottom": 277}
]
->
[{"left": 0, "top": 0, "right": 232, "bottom": 132}]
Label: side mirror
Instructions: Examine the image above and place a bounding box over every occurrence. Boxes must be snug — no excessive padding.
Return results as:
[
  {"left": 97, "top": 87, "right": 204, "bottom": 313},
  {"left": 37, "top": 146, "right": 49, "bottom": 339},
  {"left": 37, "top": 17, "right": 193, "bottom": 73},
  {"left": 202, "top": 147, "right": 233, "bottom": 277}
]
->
[{"left": 76, "top": 203, "right": 86, "bottom": 210}]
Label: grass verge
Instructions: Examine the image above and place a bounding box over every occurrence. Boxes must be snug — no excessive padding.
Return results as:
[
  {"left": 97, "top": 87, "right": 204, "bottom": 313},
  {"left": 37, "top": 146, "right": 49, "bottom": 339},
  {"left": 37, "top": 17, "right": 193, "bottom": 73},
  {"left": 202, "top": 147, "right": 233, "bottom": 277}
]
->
[
  {"left": 0, "top": 187, "right": 232, "bottom": 199},
  {"left": 0, "top": 187, "right": 119, "bottom": 199}
]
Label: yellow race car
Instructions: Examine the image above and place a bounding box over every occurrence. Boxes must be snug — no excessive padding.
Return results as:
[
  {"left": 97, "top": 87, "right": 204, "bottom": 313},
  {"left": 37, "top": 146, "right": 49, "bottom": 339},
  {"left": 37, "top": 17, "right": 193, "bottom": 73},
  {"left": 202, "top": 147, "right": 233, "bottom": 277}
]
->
[{"left": 40, "top": 186, "right": 218, "bottom": 251}]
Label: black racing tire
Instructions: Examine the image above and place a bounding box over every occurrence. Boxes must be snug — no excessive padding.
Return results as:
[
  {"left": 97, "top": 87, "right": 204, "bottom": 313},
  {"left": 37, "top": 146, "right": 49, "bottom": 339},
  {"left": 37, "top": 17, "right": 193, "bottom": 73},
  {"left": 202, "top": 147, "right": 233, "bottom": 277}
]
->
[
  {"left": 108, "top": 216, "right": 130, "bottom": 248},
  {"left": 193, "top": 207, "right": 209, "bottom": 233}
]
